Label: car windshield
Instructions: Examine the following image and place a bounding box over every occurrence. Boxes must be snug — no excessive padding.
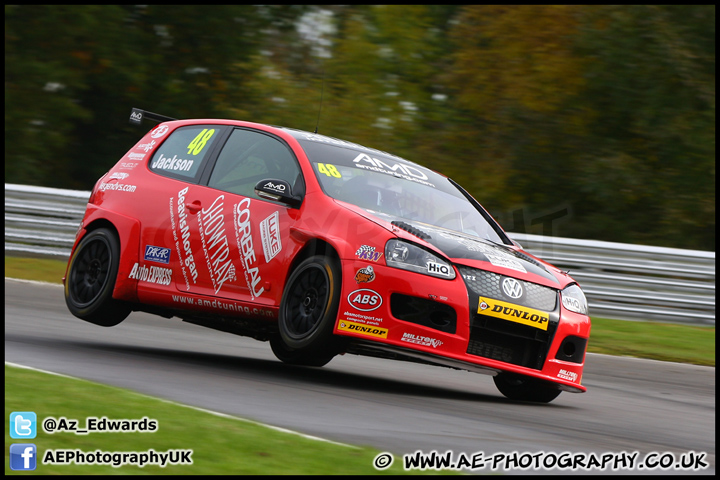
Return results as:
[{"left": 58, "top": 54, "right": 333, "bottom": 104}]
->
[{"left": 297, "top": 137, "right": 508, "bottom": 244}]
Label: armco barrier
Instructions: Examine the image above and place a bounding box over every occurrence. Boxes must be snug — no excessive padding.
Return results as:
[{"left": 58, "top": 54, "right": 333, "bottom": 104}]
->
[{"left": 5, "top": 183, "right": 715, "bottom": 325}]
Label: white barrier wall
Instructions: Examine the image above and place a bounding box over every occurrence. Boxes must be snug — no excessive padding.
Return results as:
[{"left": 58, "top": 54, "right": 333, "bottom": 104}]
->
[{"left": 5, "top": 183, "right": 715, "bottom": 325}]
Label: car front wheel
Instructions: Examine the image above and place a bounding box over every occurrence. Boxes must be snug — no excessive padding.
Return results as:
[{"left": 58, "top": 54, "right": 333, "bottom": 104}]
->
[
  {"left": 274, "top": 254, "right": 343, "bottom": 364},
  {"left": 64, "top": 228, "right": 131, "bottom": 327},
  {"left": 493, "top": 373, "right": 562, "bottom": 403}
]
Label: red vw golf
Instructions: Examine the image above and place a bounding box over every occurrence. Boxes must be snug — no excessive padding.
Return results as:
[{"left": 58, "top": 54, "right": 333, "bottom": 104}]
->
[{"left": 64, "top": 108, "right": 591, "bottom": 403}]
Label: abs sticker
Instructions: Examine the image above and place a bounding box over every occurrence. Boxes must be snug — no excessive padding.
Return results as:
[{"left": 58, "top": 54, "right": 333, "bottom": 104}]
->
[
  {"left": 348, "top": 288, "right": 383, "bottom": 311},
  {"left": 478, "top": 297, "right": 549, "bottom": 330},
  {"left": 338, "top": 320, "right": 388, "bottom": 339}
]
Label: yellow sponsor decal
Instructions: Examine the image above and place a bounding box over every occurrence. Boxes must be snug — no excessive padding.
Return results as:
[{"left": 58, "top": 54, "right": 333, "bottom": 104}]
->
[
  {"left": 338, "top": 320, "right": 388, "bottom": 339},
  {"left": 478, "top": 297, "right": 549, "bottom": 330}
]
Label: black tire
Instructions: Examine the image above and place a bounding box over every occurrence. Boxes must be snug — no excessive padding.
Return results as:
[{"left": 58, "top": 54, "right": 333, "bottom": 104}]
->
[
  {"left": 493, "top": 373, "right": 562, "bottom": 403},
  {"left": 276, "top": 254, "right": 342, "bottom": 357},
  {"left": 269, "top": 335, "right": 336, "bottom": 367},
  {"left": 64, "top": 228, "right": 131, "bottom": 327}
]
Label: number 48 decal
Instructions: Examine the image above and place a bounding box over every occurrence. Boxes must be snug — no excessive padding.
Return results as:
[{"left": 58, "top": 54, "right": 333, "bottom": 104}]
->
[
  {"left": 187, "top": 129, "right": 215, "bottom": 155},
  {"left": 317, "top": 163, "right": 341, "bottom": 178}
]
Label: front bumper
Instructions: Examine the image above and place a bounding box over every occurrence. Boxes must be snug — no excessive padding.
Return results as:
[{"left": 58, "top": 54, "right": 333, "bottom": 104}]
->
[{"left": 334, "top": 260, "right": 590, "bottom": 393}]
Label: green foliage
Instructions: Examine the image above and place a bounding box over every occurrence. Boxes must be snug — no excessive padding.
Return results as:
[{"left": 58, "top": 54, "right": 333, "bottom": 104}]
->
[{"left": 4, "top": 5, "right": 714, "bottom": 250}]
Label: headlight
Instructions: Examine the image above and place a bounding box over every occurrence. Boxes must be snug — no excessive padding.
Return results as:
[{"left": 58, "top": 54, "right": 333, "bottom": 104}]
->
[
  {"left": 385, "top": 239, "right": 456, "bottom": 280},
  {"left": 561, "top": 283, "right": 588, "bottom": 315}
]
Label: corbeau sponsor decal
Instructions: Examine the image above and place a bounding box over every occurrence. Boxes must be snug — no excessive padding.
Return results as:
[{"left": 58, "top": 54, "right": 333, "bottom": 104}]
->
[
  {"left": 478, "top": 297, "right": 549, "bottom": 330},
  {"left": 401, "top": 332, "right": 443, "bottom": 348},
  {"left": 197, "top": 195, "right": 237, "bottom": 294},
  {"left": 348, "top": 288, "right": 383, "bottom": 311},
  {"left": 128, "top": 263, "right": 172, "bottom": 286},
  {"left": 355, "top": 245, "right": 383, "bottom": 262},
  {"left": 354, "top": 266, "right": 375, "bottom": 283},
  {"left": 144, "top": 245, "right": 171, "bottom": 264},
  {"left": 259, "top": 211, "right": 282, "bottom": 262},
  {"left": 338, "top": 320, "right": 388, "bottom": 339},
  {"left": 233, "top": 198, "right": 264, "bottom": 299}
]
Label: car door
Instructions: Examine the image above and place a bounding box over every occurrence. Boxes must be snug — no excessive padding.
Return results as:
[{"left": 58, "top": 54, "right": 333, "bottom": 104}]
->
[
  {"left": 135, "top": 123, "right": 228, "bottom": 301},
  {"left": 184, "top": 127, "right": 305, "bottom": 307}
]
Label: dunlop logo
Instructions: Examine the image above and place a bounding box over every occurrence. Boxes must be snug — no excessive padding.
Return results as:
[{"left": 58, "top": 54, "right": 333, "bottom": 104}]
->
[
  {"left": 338, "top": 320, "right": 388, "bottom": 339},
  {"left": 478, "top": 297, "right": 549, "bottom": 331}
]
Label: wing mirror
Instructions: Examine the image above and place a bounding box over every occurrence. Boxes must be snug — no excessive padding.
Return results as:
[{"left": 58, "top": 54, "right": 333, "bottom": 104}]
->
[{"left": 254, "top": 179, "right": 302, "bottom": 207}]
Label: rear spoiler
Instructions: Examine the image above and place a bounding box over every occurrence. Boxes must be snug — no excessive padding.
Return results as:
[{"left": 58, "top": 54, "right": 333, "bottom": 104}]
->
[{"left": 129, "top": 108, "right": 177, "bottom": 125}]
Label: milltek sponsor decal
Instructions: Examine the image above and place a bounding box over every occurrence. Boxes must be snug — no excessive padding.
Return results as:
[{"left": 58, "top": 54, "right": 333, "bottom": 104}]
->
[
  {"left": 557, "top": 369, "right": 579, "bottom": 382},
  {"left": 151, "top": 154, "right": 194, "bottom": 172},
  {"left": 401, "top": 332, "right": 443, "bottom": 348},
  {"left": 337, "top": 320, "right": 388, "bottom": 339},
  {"left": 128, "top": 263, "right": 172, "bottom": 286},
  {"left": 259, "top": 211, "right": 282, "bottom": 262},
  {"left": 144, "top": 245, "right": 171, "bottom": 264},
  {"left": 348, "top": 288, "right": 383, "bottom": 311},
  {"left": 478, "top": 297, "right": 549, "bottom": 330}
]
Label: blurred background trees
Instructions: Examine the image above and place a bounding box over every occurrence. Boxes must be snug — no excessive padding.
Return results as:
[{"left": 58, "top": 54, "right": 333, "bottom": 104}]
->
[{"left": 5, "top": 5, "right": 714, "bottom": 250}]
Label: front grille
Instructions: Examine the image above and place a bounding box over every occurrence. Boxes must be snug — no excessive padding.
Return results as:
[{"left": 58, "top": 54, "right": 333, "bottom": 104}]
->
[
  {"left": 458, "top": 265, "right": 559, "bottom": 369},
  {"left": 467, "top": 314, "right": 557, "bottom": 370},
  {"left": 457, "top": 266, "right": 557, "bottom": 311}
]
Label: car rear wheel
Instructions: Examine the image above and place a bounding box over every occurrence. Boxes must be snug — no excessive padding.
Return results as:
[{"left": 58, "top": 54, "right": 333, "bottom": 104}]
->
[
  {"left": 493, "top": 373, "right": 562, "bottom": 403},
  {"left": 65, "top": 228, "right": 131, "bottom": 327},
  {"left": 274, "top": 254, "right": 342, "bottom": 364}
]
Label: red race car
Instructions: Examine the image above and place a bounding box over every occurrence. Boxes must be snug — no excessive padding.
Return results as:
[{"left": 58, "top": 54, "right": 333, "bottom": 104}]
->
[{"left": 64, "top": 108, "right": 590, "bottom": 403}]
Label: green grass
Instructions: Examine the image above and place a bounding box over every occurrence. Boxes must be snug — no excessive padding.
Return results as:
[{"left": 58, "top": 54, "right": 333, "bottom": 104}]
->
[
  {"left": 5, "top": 255, "right": 714, "bottom": 367},
  {"left": 5, "top": 364, "right": 425, "bottom": 475}
]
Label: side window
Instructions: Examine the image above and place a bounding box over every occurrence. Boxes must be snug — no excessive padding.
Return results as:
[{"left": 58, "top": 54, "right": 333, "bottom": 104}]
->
[
  {"left": 149, "top": 126, "right": 221, "bottom": 180},
  {"left": 208, "top": 129, "right": 303, "bottom": 199}
]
